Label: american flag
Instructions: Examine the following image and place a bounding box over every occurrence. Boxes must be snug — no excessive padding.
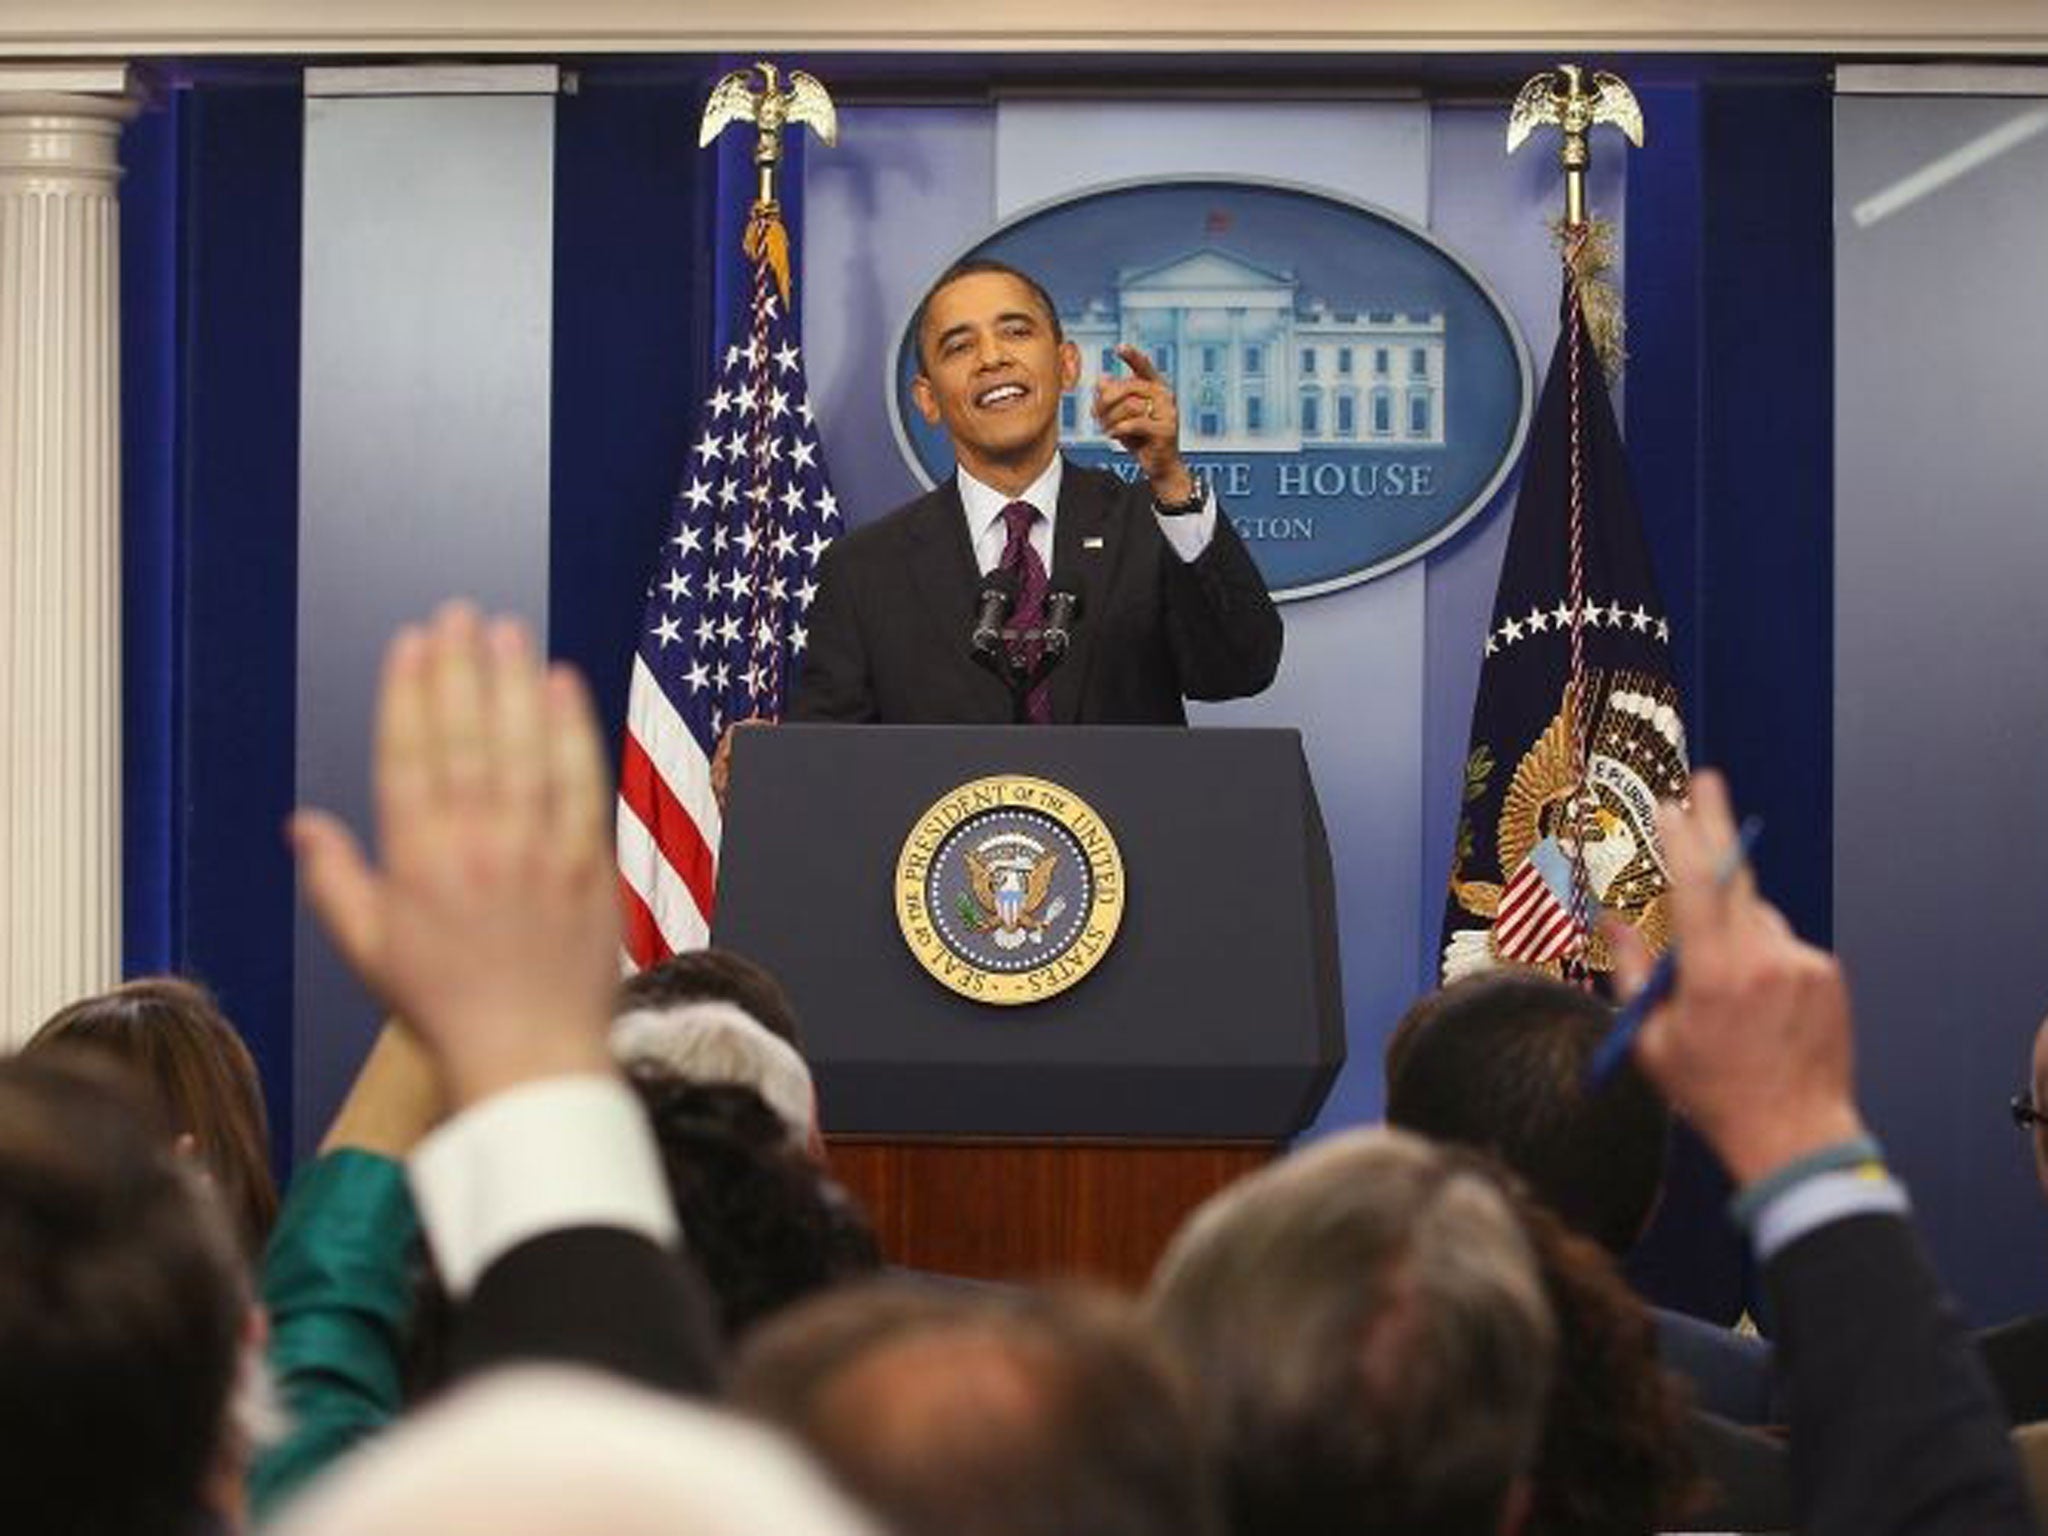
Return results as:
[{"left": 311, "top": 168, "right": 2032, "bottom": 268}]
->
[{"left": 616, "top": 245, "right": 842, "bottom": 968}]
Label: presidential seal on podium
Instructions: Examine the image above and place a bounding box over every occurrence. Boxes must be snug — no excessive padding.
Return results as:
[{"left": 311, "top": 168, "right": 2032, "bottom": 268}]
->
[{"left": 894, "top": 775, "right": 1125, "bottom": 1005}]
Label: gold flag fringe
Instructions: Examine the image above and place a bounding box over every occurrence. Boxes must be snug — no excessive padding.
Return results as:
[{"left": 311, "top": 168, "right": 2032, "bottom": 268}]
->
[
  {"left": 745, "top": 202, "right": 792, "bottom": 308},
  {"left": 1556, "top": 217, "right": 1626, "bottom": 380}
]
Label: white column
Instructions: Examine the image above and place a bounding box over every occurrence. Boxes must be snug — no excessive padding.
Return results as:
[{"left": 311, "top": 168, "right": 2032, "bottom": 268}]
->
[{"left": 0, "top": 73, "right": 136, "bottom": 1046}]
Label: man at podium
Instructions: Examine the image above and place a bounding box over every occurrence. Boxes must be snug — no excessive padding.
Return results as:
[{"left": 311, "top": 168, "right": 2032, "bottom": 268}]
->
[{"left": 789, "top": 259, "right": 1282, "bottom": 726}]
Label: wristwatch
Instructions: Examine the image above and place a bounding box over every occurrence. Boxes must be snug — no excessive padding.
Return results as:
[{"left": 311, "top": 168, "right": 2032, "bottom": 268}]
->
[{"left": 1153, "top": 484, "right": 1206, "bottom": 516}]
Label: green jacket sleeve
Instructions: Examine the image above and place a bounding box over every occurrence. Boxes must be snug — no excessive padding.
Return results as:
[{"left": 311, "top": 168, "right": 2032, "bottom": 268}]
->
[{"left": 249, "top": 1149, "right": 421, "bottom": 1523}]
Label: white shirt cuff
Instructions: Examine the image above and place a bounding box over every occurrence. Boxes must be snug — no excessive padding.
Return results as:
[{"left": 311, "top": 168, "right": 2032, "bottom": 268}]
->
[
  {"left": 408, "top": 1074, "right": 678, "bottom": 1299},
  {"left": 1751, "top": 1168, "right": 1911, "bottom": 1263},
  {"left": 1154, "top": 487, "right": 1219, "bottom": 562}
]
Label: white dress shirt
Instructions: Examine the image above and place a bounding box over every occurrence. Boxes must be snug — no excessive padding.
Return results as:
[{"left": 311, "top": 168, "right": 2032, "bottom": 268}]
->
[
  {"left": 955, "top": 456, "right": 1219, "bottom": 576},
  {"left": 409, "top": 1074, "right": 678, "bottom": 1298}
]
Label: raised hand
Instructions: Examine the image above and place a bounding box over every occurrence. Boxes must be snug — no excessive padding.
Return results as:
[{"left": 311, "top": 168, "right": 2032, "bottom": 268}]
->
[
  {"left": 290, "top": 602, "right": 621, "bottom": 1110},
  {"left": 1092, "top": 343, "right": 1197, "bottom": 505},
  {"left": 1608, "top": 770, "right": 1866, "bottom": 1185}
]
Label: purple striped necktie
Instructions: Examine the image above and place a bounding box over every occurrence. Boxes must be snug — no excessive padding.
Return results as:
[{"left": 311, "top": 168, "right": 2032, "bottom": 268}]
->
[{"left": 998, "top": 500, "right": 1052, "bottom": 725}]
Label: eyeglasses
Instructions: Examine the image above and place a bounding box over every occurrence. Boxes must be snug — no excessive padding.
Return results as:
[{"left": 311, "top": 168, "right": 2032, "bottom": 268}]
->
[{"left": 2012, "top": 1093, "right": 2046, "bottom": 1129}]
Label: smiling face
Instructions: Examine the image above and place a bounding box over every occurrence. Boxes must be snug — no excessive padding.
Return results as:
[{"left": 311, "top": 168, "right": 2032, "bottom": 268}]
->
[{"left": 912, "top": 269, "right": 1079, "bottom": 493}]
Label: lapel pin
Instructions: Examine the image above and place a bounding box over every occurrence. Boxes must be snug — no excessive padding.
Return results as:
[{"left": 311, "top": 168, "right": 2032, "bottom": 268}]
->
[{"left": 1083, "top": 536, "right": 1105, "bottom": 550}]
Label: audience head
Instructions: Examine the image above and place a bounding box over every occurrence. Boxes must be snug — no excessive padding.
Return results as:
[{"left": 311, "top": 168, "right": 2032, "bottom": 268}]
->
[
  {"left": 1147, "top": 1126, "right": 1555, "bottom": 1536},
  {"left": 1384, "top": 971, "right": 1671, "bottom": 1256},
  {"left": 614, "top": 948, "right": 817, "bottom": 1148},
  {"left": 274, "top": 1366, "right": 882, "bottom": 1536},
  {"left": 737, "top": 1280, "right": 1220, "bottom": 1536},
  {"left": 405, "top": 1070, "right": 877, "bottom": 1393},
  {"left": 26, "top": 974, "right": 279, "bottom": 1260},
  {"left": 628, "top": 1067, "right": 878, "bottom": 1344},
  {"left": 0, "top": 1054, "right": 250, "bottom": 1536},
  {"left": 617, "top": 947, "right": 804, "bottom": 1048}
]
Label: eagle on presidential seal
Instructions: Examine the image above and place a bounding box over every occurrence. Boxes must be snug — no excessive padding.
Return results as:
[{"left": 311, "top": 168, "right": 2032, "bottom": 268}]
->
[
  {"left": 1445, "top": 670, "right": 1688, "bottom": 983},
  {"left": 960, "top": 835, "right": 1067, "bottom": 952}
]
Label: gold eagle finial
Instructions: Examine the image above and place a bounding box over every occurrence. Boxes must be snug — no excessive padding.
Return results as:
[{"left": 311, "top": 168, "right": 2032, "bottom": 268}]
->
[
  {"left": 699, "top": 61, "right": 839, "bottom": 210},
  {"left": 698, "top": 62, "right": 838, "bottom": 305},
  {"left": 1507, "top": 64, "right": 1644, "bottom": 230}
]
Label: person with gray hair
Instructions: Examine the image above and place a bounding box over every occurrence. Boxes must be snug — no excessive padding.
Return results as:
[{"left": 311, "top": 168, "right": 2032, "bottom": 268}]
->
[
  {"left": 272, "top": 1366, "right": 881, "bottom": 1536},
  {"left": 1146, "top": 1126, "right": 1555, "bottom": 1536}
]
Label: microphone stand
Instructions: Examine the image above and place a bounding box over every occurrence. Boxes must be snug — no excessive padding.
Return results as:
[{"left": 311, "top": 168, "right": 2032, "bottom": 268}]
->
[{"left": 969, "top": 591, "right": 1081, "bottom": 724}]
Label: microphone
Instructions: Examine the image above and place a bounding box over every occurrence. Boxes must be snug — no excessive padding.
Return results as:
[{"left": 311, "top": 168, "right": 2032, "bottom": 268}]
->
[
  {"left": 1042, "top": 589, "right": 1083, "bottom": 656},
  {"left": 971, "top": 565, "right": 1020, "bottom": 655}
]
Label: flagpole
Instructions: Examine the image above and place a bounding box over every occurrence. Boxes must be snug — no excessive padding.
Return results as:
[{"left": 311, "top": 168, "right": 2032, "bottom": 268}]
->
[
  {"left": 1439, "top": 67, "right": 1681, "bottom": 988},
  {"left": 699, "top": 62, "right": 840, "bottom": 718},
  {"left": 1507, "top": 63, "right": 1645, "bottom": 976}
]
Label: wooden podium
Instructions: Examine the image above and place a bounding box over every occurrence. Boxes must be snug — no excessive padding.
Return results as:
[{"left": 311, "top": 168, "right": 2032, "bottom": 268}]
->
[
  {"left": 824, "top": 1138, "right": 1276, "bottom": 1290},
  {"left": 715, "top": 725, "right": 1343, "bottom": 1288}
]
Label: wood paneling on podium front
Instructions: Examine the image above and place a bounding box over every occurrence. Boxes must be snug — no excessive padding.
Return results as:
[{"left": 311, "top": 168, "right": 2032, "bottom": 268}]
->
[{"left": 827, "top": 1138, "right": 1274, "bottom": 1290}]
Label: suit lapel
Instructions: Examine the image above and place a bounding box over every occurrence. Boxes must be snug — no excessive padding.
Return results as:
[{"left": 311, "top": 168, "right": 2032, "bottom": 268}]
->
[
  {"left": 904, "top": 480, "right": 981, "bottom": 655},
  {"left": 1046, "top": 462, "right": 1126, "bottom": 724}
]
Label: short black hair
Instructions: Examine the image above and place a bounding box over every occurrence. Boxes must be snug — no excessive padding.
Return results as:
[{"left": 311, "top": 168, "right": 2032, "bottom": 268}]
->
[
  {"left": 1384, "top": 972, "right": 1671, "bottom": 1255},
  {"left": 616, "top": 947, "right": 804, "bottom": 1050},
  {"left": 403, "top": 1068, "right": 875, "bottom": 1393},
  {"left": 630, "top": 1068, "right": 877, "bottom": 1343},
  {"left": 0, "top": 1055, "right": 246, "bottom": 1536},
  {"left": 911, "top": 258, "right": 1065, "bottom": 372}
]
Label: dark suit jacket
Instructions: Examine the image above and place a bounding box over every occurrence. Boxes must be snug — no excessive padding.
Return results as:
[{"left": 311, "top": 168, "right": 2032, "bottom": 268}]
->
[
  {"left": 789, "top": 461, "right": 1282, "bottom": 724},
  {"left": 450, "top": 1226, "right": 721, "bottom": 1398},
  {"left": 1977, "top": 1310, "right": 2048, "bottom": 1424},
  {"left": 1766, "top": 1212, "right": 2032, "bottom": 1536},
  {"left": 1683, "top": 1409, "right": 1791, "bottom": 1532}
]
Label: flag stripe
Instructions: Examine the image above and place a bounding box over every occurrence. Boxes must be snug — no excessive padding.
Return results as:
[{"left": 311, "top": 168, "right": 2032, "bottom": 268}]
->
[
  {"left": 1495, "top": 860, "right": 1586, "bottom": 962},
  {"left": 1522, "top": 910, "right": 1580, "bottom": 960},
  {"left": 619, "top": 871, "right": 670, "bottom": 971},
  {"left": 617, "top": 797, "right": 710, "bottom": 953},
  {"left": 618, "top": 728, "right": 717, "bottom": 921},
  {"left": 625, "top": 655, "right": 724, "bottom": 850},
  {"left": 1494, "top": 871, "right": 1552, "bottom": 945}
]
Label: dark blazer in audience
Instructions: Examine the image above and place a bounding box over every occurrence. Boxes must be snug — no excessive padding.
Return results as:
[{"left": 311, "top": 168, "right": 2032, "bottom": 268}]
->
[
  {"left": 1769, "top": 1212, "right": 2032, "bottom": 1536},
  {"left": 450, "top": 1225, "right": 721, "bottom": 1394},
  {"left": 1977, "top": 1311, "right": 2048, "bottom": 1425},
  {"left": 1683, "top": 1412, "right": 1792, "bottom": 1532}
]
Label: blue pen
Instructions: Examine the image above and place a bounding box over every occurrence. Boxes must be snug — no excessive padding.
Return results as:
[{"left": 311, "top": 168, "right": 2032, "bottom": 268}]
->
[{"left": 1585, "top": 814, "right": 1764, "bottom": 1089}]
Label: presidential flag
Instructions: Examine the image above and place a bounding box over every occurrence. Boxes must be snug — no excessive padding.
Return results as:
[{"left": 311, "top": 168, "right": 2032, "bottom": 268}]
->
[
  {"left": 616, "top": 217, "right": 842, "bottom": 968},
  {"left": 1441, "top": 261, "right": 1688, "bottom": 984}
]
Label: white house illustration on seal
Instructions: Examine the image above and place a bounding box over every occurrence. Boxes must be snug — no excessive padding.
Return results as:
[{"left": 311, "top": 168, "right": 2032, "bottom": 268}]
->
[{"left": 1059, "top": 248, "right": 1447, "bottom": 453}]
